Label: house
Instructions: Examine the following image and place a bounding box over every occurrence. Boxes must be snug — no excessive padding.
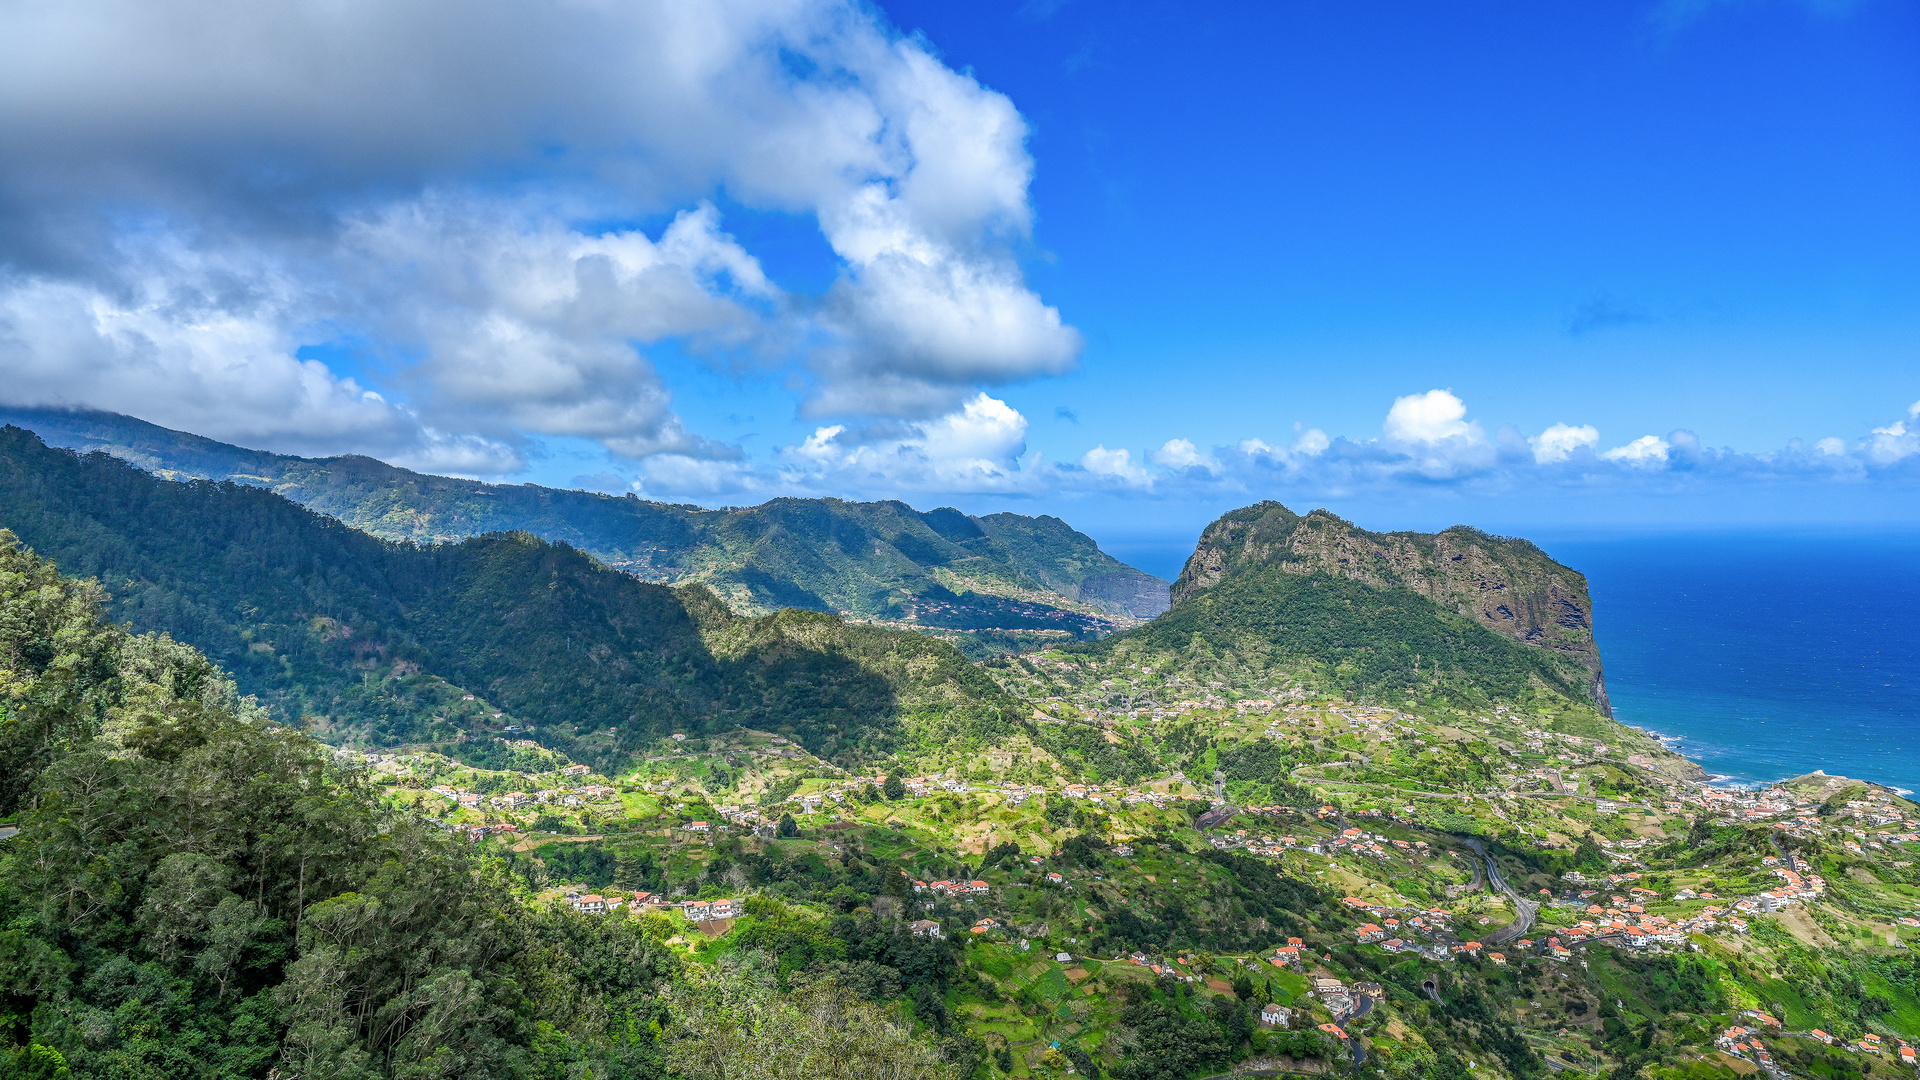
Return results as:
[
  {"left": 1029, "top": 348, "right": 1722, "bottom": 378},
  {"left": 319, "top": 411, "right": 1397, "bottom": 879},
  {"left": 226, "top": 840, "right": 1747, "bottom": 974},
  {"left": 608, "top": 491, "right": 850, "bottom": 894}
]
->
[
  {"left": 910, "top": 919, "right": 943, "bottom": 939},
  {"left": 571, "top": 894, "right": 610, "bottom": 914},
  {"left": 1261, "top": 1004, "right": 1291, "bottom": 1027},
  {"left": 707, "top": 898, "right": 744, "bottom": 919},
  {"left": 970, "top": 918, "right": 997, "bottom": 934},
  {"left": 965, "top": 880, "right": 990, "bottom": 895},
  {"left": 583, "top": 784, "right": 616, "bottom": 798},
  {"left": 1488, "top": 952, "right": 1507, "bottom": 966},
  {"left": 683, "top": 901, "right": 712, "bottom": 921},
  {"left": 1318, "top": 1023, "right": 1349, "bottom": 1041},
  {"left": 1355, "top": 923, "right": 1387, "bottom": 943},
  {"left": 562, "top": 764, "right": 591, "bottom": 777},
  {"left": 1046, "top": 872, "right": 1065, "bottom": 885},
  {"left": 1810, "top": 1030, "right": 1834, "bottom": 1045}
]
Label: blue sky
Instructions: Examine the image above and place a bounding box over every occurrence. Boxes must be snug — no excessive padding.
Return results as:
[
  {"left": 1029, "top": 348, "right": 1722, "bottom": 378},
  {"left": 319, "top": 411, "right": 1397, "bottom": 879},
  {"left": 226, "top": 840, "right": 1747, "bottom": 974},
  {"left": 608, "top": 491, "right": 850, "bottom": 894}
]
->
[{"left": 0, "top": 0, "right": 1913, "bottom": 551}]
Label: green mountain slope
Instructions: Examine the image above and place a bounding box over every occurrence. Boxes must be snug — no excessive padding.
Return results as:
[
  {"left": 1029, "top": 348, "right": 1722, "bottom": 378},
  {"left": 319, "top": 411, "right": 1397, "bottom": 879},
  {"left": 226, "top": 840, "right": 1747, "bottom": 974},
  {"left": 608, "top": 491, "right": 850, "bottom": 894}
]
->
[
  {"left": 0, "top": 407, "right": 1168, "bottom": 642},
  {"left": 0, "top": 543, "right": 959, "bottom": 1078},
  {"left": 0, "top": 426, "right": 1016, "bottom": 765},
  {"left": 1087, "top": 501, "right": 1610, "bottom": 713}
]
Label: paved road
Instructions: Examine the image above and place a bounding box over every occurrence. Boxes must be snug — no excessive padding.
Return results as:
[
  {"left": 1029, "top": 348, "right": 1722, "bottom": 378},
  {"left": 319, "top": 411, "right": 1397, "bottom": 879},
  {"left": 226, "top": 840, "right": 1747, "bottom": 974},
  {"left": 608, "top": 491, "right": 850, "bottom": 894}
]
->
[
  {"left": 1768, "top": 833, "right": 1803, "bottom": 873},
  {"left": 0, "top": 826, "right": 17, "bottom": 842},
  {"left": 1465, "top": 838, "right": 1538, "bottom": 945}
]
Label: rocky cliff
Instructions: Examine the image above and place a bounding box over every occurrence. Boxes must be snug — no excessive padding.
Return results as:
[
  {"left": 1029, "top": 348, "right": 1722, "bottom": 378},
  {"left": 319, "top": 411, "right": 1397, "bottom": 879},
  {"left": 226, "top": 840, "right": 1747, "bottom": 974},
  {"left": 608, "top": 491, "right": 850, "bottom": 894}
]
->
[{"left": 1172, "top": 501, "right": 1610, "bottom": 714}]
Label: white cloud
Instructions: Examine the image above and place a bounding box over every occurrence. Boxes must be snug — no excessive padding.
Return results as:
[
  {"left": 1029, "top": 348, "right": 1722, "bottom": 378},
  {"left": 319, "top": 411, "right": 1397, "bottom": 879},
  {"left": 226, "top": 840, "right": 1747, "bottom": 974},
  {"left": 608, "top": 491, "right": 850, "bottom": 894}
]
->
[
  {"left": 1384, "top": 389, "right": 1480, "bottom": 444},
  {"left": 1601, "top": 435, "right": 1672, "bottom": 467},
  {"left": 1867, "top": 420, "right": 1917, "bottom": 465},
  {"left": 1150, "top": 438, "right": 1219, "bottom": 473},
  {"left": 639, "top": 391, "right": 1920, "bottom": 504},
  {"left": 765, "top": 391, "right": 1037, "bottom": 495},
  {"left": 1079, "top": 445, "right": 1151, "bottom": 487},
  {"left": 0, "top": 0, "right": 1077, "bottom": 458},
  {"left": 1530, "top": 422, "right": 1600, "bottom": 464}
]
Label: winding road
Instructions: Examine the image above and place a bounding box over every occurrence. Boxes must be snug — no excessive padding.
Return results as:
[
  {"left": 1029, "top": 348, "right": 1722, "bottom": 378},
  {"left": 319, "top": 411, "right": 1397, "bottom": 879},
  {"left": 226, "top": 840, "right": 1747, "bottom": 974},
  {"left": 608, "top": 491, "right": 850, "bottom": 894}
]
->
[{"left": 1465, "top": 838, "right": 1538, "bottom": 945}]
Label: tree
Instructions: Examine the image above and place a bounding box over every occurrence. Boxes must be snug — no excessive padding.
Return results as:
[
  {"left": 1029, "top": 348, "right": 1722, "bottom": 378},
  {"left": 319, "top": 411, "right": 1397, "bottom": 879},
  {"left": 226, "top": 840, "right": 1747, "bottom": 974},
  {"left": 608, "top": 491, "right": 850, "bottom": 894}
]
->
[
  {"left": 883, "top": 775, "right": 906, "bottom": 800},
  {"left": 777, "top": 813, "right": 800, "bottom": 838},
  {"left": 1062, "top": 1040, "right": 1100, "bottom": 1078}
]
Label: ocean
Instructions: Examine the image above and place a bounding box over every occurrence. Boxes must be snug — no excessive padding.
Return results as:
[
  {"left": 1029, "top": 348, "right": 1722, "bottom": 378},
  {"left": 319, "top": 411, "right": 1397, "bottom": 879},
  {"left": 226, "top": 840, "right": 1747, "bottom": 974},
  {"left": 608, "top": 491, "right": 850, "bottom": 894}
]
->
[
  {"left": 1544, "top": 532, "right": 1920, "bottom": 794},
  {"left": 1103, "top": 529, "right": 1920, "bottom": 793}
]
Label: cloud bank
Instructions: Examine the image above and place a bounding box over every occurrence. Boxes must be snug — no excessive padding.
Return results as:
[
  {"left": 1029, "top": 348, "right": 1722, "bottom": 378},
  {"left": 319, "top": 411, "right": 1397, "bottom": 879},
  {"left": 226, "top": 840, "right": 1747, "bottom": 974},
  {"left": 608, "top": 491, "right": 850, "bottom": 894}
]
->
[
  {"left": 0, "top": 0, "right": 1079, "bottom": 470},
  {"left": 615, "top": 388, "right": 1920, "bottom": 506}
]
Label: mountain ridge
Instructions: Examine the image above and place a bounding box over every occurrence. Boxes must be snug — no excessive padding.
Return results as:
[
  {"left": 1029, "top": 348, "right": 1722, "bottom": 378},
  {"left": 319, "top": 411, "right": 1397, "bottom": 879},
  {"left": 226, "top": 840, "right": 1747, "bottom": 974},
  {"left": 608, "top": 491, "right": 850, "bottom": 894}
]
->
[
  {"left": 0, "top": 425, "right": 1016, "bottom": 766},
  {"left": 0, "top": 406, "right": 1169, "bottom": 650},
  {"left": 1169, "top": 500, "right": 1610, "bottom": 713}
]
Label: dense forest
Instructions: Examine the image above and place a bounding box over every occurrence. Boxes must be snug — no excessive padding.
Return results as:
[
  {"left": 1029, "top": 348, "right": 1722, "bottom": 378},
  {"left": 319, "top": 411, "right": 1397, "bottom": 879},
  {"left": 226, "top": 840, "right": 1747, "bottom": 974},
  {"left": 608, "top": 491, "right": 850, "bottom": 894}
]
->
[
  {"left": 0, "top": 428, "right": 1016, "bottom": 767},
  {"left": 0, "top": 407, "right": 1169, "bottom": 626},
  {"left": 0, "top": 532, "right": 965, "bottom": 1079}
]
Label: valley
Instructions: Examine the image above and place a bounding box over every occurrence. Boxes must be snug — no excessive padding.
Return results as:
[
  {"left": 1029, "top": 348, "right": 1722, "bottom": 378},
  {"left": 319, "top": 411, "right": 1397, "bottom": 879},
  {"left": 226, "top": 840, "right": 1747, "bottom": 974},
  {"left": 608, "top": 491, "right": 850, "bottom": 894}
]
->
[{"left": 3, "top": 424, "right": 1919, "bottom": 1080}]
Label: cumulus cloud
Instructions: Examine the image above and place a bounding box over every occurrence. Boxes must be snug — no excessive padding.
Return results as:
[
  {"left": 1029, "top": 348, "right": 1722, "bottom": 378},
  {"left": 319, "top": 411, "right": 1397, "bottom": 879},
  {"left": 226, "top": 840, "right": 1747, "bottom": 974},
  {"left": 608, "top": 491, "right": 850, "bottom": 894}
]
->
[
  {"left": 1531, "top": 422, "right": 1600, "bottom": 464},
  {"left": 0, "top": 0, "right": 1078, "bottom": 463},
  {"left": 512, "top": 385, "right": 1920, "bottom": 505},
  {"left": 1150, "top": 438, "right": 1220, "bottom": 473},
  {"left": 1602, "top": 435, "right": 1672, "bottom": 467},
  {"left": 1079, "top": 445, "right": 1151, "bottom": 487},
  {"left": 1384, "top": 389, "right": 1477, "bottom": 443},
  {"left": 770, "top": 391, "right": 1037, "bottom": 495}
]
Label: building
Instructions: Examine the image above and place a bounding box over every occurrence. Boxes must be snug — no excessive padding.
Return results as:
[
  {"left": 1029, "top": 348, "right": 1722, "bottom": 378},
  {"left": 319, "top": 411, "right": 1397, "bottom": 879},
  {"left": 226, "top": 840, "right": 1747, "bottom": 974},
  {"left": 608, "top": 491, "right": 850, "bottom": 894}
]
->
[
  {"left": 571, "top": 894, "right": 610, "bottom": 914},
  {"left": 910, "top": 919, "right": 944, "bottom": 939},
  {"left": 707, "top": 898, "right": 744, "bottom": 919},
  {"left": 1261, "top": 1004, "right": 1291, "bottom": 1027}
]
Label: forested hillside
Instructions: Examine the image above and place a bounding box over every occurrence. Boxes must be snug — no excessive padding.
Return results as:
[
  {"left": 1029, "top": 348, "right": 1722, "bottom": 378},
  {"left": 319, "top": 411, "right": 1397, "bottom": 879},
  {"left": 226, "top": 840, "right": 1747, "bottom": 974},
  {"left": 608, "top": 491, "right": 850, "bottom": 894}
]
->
[
  {"left": 0, "top": 535, "right": 961, "bottom": 1079},
  {"left": 0, "top": 427, "right": 1015, "bottom": 767},
  {"left": 0, "top": 408, "right": 1168, "bottom": 649},
  {"left": 1080, "top": 503, "right": 1608, "bottom": 714}
]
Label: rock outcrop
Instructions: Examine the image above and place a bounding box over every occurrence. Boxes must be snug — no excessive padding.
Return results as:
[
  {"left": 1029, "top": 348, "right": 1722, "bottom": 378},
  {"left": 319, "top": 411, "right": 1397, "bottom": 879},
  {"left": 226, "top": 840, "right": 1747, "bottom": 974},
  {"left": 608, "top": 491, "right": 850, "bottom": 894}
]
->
[{"left": 1172, "top": 502, "right": 1610, "bottom": 714}]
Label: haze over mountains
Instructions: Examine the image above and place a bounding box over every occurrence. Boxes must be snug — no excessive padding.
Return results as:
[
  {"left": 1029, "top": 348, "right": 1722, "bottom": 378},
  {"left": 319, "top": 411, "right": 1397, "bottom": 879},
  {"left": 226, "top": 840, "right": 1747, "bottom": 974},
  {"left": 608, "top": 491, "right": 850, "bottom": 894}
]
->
[
  {"left": 0, "top": 407, "right": 1171, "bottom": 656},
  {"left": 0, "top": 417, "right": 1613, "bottom": 764}
]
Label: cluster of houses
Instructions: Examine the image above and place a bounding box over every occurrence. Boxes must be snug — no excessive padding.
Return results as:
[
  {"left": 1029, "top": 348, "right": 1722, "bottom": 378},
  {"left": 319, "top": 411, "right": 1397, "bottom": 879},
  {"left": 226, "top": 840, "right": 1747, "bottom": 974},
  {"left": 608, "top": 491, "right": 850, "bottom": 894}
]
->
[
  {"left": 1718, "top": 1012, "right": 1920, "bottom": 1070},
  {"left": 909, "top": 877, "right": 991, "bottom": 897},
  {"left": 428, "top": 780, "right": 616, "bottom": 813},
  {"left": 562, "top": 891, "right": 744, "bottom": 921}
]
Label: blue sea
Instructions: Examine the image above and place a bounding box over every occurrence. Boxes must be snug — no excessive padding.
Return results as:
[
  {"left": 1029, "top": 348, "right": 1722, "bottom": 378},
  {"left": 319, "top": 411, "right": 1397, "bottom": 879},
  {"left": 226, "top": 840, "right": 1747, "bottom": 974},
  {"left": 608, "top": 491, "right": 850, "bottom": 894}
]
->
[{"left": 1103, "top": 530, "right": 1920, "bottom": 793}]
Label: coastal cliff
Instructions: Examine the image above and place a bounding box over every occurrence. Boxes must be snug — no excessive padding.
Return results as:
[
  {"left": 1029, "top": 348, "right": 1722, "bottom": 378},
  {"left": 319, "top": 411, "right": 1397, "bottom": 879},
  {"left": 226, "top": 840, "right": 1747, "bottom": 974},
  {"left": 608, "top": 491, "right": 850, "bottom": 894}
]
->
[{"left": 1171, "top": 501, "right": 1611, "bottom": 714}]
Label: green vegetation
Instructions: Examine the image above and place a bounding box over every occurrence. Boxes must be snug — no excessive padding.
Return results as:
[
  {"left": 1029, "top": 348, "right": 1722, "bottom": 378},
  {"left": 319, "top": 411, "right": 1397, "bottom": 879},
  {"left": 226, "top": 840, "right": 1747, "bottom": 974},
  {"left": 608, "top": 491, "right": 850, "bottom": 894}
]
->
[
  {"left": 0, "top": 429, "right": 1016, "bottom": 767},
  {"left": 8, "top": 446, "right": 1920, "bottom": 1080},
  {"left": 0, "top": 408, "right": 1167, "bottom": 638},
  {"left": 0, "top": 534, "right": 963, "bottom": 1079}
]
